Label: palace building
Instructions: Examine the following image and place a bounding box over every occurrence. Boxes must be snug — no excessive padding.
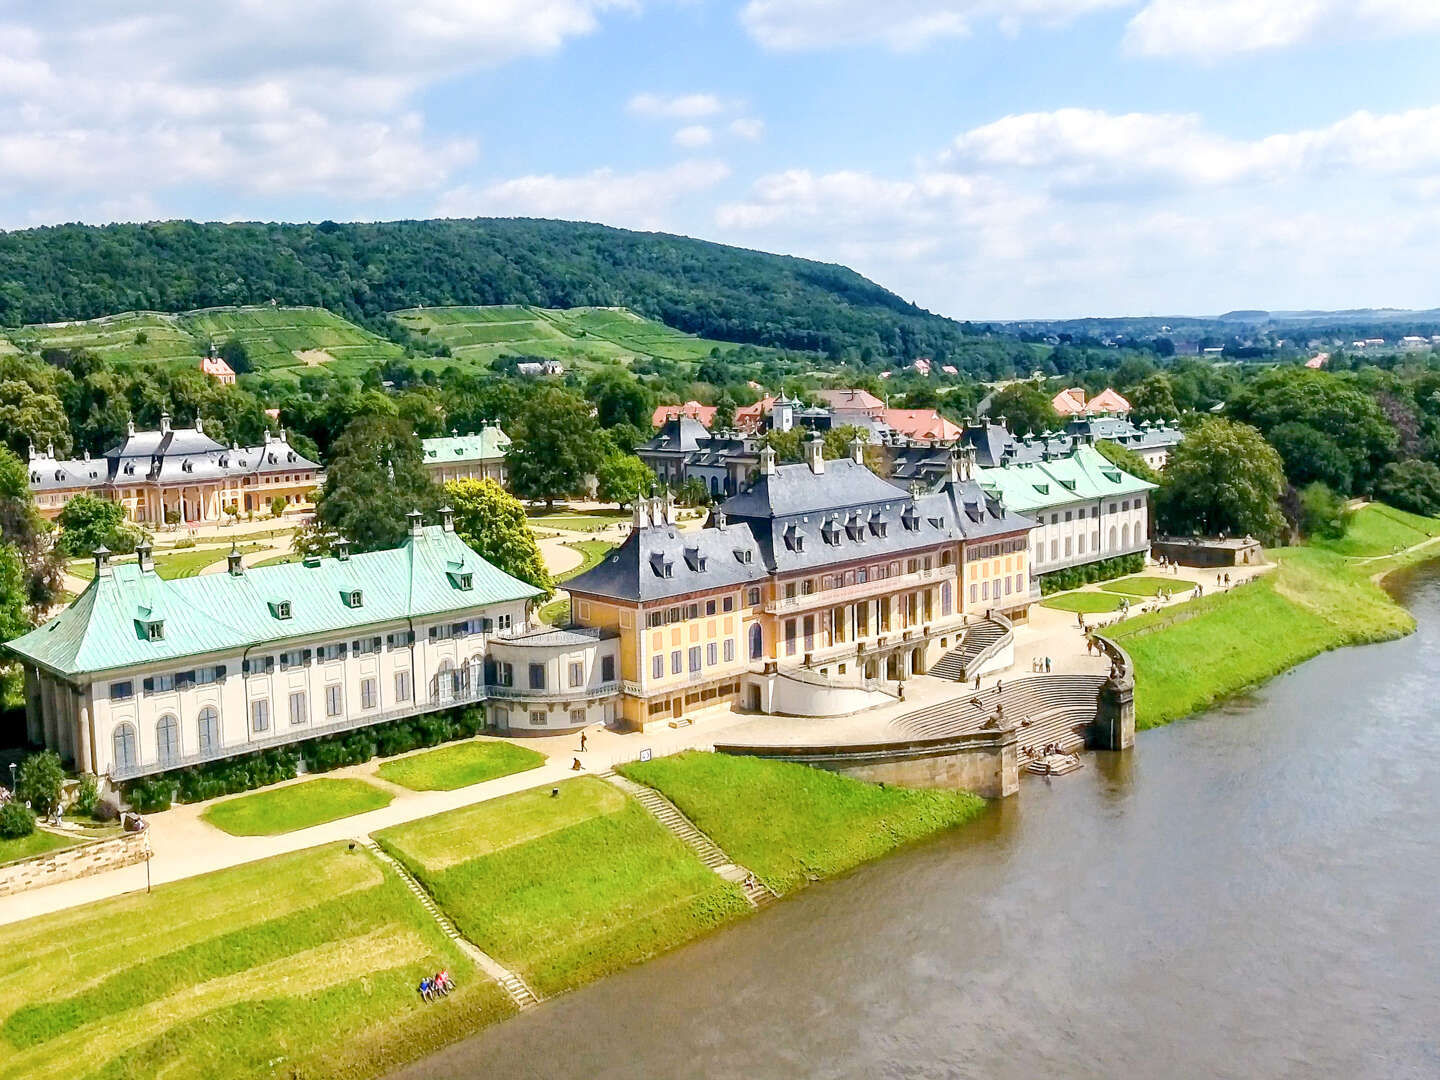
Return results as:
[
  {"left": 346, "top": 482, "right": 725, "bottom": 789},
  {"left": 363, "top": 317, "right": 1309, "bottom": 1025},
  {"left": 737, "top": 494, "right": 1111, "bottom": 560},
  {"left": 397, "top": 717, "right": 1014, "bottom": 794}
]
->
[
  {"left": 26, "top": 415, "right": 322, "bottom": 524},
  {"left": 421, "top": 423, "right": 510, "bottom": 487},
  {"left": 4, "top": 511, "right": 625, "bottom": 781},
  {"left": 566, "top": 433, "right": 1036, "bottom": 728}
]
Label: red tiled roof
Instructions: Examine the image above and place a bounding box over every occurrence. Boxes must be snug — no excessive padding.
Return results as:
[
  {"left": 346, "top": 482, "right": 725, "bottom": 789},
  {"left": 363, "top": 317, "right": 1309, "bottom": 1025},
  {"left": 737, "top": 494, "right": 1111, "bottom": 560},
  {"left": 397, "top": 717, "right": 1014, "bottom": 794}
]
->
[
  {"left": 652, "top": 401, "right": 716, "bottom": 428},
  {"left": 883, "top": 409, "right": 961, "bottom": 441},
  {"left": 816, "top": 388, "right": 884, "bottom": 411}
]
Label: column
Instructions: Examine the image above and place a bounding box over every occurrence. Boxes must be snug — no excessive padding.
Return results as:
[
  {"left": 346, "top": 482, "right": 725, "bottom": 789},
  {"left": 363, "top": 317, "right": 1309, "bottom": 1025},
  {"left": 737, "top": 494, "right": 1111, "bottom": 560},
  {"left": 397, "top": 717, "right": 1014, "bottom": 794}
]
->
[
  {"left": 77, "top": 697, "right": 94, "bottom": 775},
  {"left": 24, "top": 666, "right": 43, "bottom": 745}
]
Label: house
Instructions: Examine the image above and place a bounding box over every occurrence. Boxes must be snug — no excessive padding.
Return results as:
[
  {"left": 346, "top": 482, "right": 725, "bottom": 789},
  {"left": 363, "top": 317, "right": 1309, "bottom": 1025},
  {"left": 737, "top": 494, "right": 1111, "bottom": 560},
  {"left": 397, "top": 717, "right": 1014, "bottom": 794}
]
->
[
  {"left": 5, "top": 512, "right": 621, "bottom": 781},
  {"left": 567, "top": 434, "right": 1037, "bottom": 728},
  {"left": 199, "top": 355, "right": 236, "bottom": 385},
  {"left": 1051, "top": 387, "right": 1131, "bottom": 417},
  {"left": 516, "top": 360, "right": 564, "bottom": 376},
  {"left": 27, "top": 416, "right": 322, "bottom": 523},
  {"left": 421, "top": 422, "right": 510, "bottom": 487},
  {"left": 1306, "top": 354, "right": 1330, "bottom": 369},
  {"left": 652, "top": 401, "right": 717, "bottom": 428},
  {"left": 882, "top": 409, "right": 962, "bottom": 441}
]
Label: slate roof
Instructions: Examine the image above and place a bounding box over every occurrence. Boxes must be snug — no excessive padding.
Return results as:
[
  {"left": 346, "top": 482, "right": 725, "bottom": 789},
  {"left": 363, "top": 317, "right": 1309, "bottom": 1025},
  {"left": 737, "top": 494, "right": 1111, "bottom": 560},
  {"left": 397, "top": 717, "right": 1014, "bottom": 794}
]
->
[
  {"left": 565, "top": 520, "right": 768, "bottom": 603},
  {"left": 6, "top": 526, "right": 539, "bottom": 678},
  {"left": 721, "top": 457, "right": 907, "bottom": 519},
  {"left": 639, "top": 417, "right": 712, "bottom": 456},
  {"left": 976, "top": 444, "right": 1156, "bottom": 514},
  {"left": 962, "top": 418, "right": 1181, "bottom": 468},
  {"left": 422, "top": 426, "right": 511, "bottom": 466}
]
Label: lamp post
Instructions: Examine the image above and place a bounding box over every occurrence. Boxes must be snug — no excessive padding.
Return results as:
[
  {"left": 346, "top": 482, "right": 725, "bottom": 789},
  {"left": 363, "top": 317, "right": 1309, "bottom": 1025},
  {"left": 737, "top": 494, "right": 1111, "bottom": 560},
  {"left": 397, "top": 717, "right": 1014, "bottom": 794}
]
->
[{"left": 7, "top": 763, "right": 14, "bottom": 793}]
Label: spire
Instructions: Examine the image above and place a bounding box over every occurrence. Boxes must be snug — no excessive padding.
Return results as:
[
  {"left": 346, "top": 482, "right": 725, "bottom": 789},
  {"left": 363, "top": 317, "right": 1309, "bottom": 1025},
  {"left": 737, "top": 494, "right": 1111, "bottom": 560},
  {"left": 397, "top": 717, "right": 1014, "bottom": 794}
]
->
[
  {"left": 759, "top": 444, "right": 777, "bottom": 476},
  {"left": 407, "top": 509, "right": 423, "bottom": 538},
  {"left": 160, "top": 412, "right": 171, "bottom": 435},
  {"left": 227, "top": 542, "right": 244, "bottom": 576},
  {"left": 850, "top": 432, "right": 864, "bottom": 465}
]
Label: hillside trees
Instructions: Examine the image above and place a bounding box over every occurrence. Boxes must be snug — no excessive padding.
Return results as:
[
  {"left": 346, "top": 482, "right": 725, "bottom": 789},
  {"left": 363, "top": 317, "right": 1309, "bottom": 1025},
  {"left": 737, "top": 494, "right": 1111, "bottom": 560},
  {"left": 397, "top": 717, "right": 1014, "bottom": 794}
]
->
[
  {"left": 1157, "top": 418, "right": 1287, "bottom": 543},
  {"left": 1375, "top": 460, "right": 1440, "bottom": 517}
]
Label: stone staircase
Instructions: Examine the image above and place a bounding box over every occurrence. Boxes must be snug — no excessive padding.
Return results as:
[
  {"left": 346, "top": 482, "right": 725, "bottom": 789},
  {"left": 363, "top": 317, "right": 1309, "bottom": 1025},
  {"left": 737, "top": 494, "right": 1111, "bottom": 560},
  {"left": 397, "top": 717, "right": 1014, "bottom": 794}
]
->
[
  {"left": 928, "top": 618, "right": 1010, "bottom": 682},
  {"left": 890, "top": 674, "right": 1108, "bottom": 758},
  {"left": 357, "top": 836, "right": 541, "bottom": 1010},
  {"left": 601, "top": 769, "right": 776, "bottom": 909}
]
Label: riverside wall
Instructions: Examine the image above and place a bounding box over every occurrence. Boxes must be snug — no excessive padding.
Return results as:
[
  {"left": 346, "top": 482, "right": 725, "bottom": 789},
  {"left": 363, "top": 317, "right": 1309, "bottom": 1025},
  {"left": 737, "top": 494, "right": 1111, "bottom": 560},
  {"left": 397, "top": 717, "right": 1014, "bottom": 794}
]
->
[{"left": 0, "top": 831, "right": 149, "bottom": 897}]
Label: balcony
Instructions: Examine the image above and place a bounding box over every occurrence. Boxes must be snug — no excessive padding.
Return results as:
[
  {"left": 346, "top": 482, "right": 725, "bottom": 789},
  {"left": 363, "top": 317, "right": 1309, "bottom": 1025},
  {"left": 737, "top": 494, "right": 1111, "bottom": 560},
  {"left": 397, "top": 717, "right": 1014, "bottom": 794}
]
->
[
  {"left": 484, "top": 680, "right": 620, "bottom": 703},
  {"left": 765, "top": 563, "right": 957, "bottom": 615}
]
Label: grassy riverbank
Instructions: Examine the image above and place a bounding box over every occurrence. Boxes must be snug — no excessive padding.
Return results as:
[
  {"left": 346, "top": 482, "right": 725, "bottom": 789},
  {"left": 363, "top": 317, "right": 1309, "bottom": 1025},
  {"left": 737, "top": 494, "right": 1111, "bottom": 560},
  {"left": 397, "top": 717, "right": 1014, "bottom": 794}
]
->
[
  {"left": 619, "top": 752, "right": 988, "bottom": 894},
  {"left": 1107, "top": 545, "right": 1417, "bottom": 730},
  {"left": 0, "top": 844, "right": 510, "bottom": 1080}
]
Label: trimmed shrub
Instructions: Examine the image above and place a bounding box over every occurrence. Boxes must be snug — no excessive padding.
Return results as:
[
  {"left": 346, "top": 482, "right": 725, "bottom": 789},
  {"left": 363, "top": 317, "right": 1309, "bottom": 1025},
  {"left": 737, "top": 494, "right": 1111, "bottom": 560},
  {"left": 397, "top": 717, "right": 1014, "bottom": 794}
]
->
[
  {"left": 124, "top": 777, "right": 174, "bottom": 813},
  {"left": 72, "top": 774, "right": 100, "bottom": 817},
  {"left": 1039, "top": 552, "right": 1146, "bottom": 595},
  {"left": 0, "top": 800, "right": 35, "bottom": 839},
  {"left": 17, "top": 751, "right": 64, "bottom": 817}
]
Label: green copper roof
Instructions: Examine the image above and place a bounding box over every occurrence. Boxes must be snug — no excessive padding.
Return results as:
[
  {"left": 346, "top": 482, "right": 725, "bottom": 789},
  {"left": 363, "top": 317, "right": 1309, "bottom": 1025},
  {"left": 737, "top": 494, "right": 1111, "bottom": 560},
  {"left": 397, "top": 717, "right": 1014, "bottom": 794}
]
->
[
  {"left": 976, "top": 444, "right": 1156, "bottom": 515},
  {"left": 422, "top": 427, "right": 510, "bottom": 465},
  {"left": 6, "top": 526, "right": 540, "bottom": 679}
]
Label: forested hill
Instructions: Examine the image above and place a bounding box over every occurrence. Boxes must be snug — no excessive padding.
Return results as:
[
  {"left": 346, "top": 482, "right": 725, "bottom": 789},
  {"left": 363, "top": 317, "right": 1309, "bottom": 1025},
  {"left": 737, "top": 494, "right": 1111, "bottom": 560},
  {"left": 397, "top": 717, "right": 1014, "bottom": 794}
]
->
[{"left": 0, "top": 218, "right": 968, "bottom": 358}]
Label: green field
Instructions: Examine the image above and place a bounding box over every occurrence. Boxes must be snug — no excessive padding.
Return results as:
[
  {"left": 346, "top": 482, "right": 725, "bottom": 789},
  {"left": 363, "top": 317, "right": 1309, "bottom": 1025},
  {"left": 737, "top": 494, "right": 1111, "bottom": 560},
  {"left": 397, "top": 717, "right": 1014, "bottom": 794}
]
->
[
  {"left": 556, "top": 539, "right": 619, "bottom": 584},
  {"left": 1040, "top": 591, "right": 1126, "bottom": 614},
  {"left": 1106, "top": 546, "right": 1414, "bottom": 729},
  {"left": 0, "top": 828, "right": 80, "bottom": 865},
  {"left": 375, "top": 777, "right": 748, "bottom": 997},
  {"left": 1099, "top": 575, "right": 1184, "bottom": 597},
  {"left": 202, "top": 778, "right": 392, "bottom": 836},
  {"left": 526, "top": 508, "right": 631, "bottom": 533},
  {"left": 619, "top": 752, "right": 988, "bottom": 895},
  {"left": 376, "top": 741, "right": 546, "bottom": 792},
  {"left": 1312, "top": 503, "right": 1440, "bottom": 558},
  {"left": 2, "top": 306, "right": 404, "bottom": 379},
  {"left": 0, "top": 843, "right": 510, "bottom": 1080}
]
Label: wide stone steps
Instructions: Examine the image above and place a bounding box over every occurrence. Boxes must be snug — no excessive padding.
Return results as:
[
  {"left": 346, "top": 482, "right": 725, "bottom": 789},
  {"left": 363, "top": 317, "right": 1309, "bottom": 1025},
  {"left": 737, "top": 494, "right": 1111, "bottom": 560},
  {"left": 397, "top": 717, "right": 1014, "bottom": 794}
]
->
[
  {"left": 601, "top": 769, "right": 778, "bottom": 908},
  {"left": 891, "top": 675, "right": 1108, "bottom": 741},
  {"left": 358, "top": 836, "right": 541, "bottom": 1011},
  {"left": 929, "top": 619, "right": 1009, "bottom": 682}
]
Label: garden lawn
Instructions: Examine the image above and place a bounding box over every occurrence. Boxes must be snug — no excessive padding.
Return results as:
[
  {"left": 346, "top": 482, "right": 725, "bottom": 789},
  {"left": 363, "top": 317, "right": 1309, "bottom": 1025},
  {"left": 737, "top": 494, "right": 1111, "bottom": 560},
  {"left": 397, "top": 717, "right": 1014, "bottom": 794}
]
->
[
  {"left": 1099, "top": 575, "right": 1183, "bottom": 597},
  {"left": 1106, "top": 546, "right": 1414, "bottom": 730},
  {"left": 1311, "top": 502, "right": 1440, "bottom": 558},
  {"left": 202, "top": 777, "right": 392, "bottom": 836},
  {"left": 528, "top": 514, "right": 627, "bottom": 533},
  {"left": 537, "top": 597, "right": 570, "bottom": 625},
  {"left": 1041, "top": 591, "right": 1125, "bottom": 614},
  {"left": 618, "top": 752, "right": 987, "bottom": 895},
  {"left": 377, "top": 740, "right": 546, "bottom": 792},
  {"left": 557, "top": 539, "right": 618, "bottom": 584},
  {"left": 0, "top": 843, "right": 511, "bottom": 1080},
  {"left": 0, "top": 828, "right": 80, "bottom": 865},
  {"left": 375, "top": 777, "right": 748, "bottom": 997}
]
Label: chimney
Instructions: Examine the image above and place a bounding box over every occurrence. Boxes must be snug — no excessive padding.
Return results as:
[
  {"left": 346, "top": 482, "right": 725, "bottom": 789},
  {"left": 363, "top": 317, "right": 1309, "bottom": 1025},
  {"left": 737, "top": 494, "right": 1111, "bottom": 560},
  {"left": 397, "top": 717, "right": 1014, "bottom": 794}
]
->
[
  {"left": 850, "top": 433, "right": 864, "bottom": 465},
  {"left": 195, "top": 415, "right": 205, "bottom": 433},
  {"left": 805, "top": 431, "right": 825, "bottom": 474},
  {"left": 713, "top": 507, "right": 727, "bottom": 530},
  {"left": 996, "top": 414, "right": 1007, "bottom": 430},
  {"left": 759, "top": 444, "right": 777, "bottom": 476},
  {"left": 633, "top": 490, "right": 651, "bottom": 530},
  {"left": 407, "top": 509, "right": 424, "bottom": 538},
  {"left": 126, "top": 420, "right": 136, "bottom": 437},
  {"left": 662, "top": 487, "right": 677, "bottom": 526},
  {"left": 136, "top": 540, "right": 153, "bottom": 573},
  {"left": 160, "top": 413, "right": 171, "bottom": 435},
  {"left": 227, "top": 542, "right": 244, "bottom": 576},
  {"left": 93, "top": 544, "right": 111, "bottom": 577},
  {"left": 334, "top": 536, "right": 351, "bottom": 561},
  {"left": 439, "top": 505, "right": 455, "bottom": 533}
]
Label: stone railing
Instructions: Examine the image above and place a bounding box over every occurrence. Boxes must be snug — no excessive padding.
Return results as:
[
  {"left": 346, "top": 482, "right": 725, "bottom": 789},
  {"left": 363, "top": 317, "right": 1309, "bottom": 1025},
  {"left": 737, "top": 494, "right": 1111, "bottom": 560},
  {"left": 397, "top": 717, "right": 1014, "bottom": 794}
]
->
[
  {"left": 0, "top": 830, "right": 149, "bottom": 898},
  {"left": 484, "top": 680, "right": 620, "bottom": 703}
]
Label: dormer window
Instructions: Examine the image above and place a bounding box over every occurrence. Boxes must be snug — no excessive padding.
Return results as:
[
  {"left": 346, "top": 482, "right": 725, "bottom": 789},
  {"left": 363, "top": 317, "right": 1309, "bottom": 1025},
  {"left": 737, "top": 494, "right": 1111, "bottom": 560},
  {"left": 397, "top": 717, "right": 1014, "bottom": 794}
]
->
[
  {"left": 270, "top": 600, "right": 292, "bottom": 620},
  {"left": 821, "top": 518, "right": 841, "bottom": 546},
  {"left": 141, "top": 619, "right": 165, "bottom": 642},
  {"left": 901, "top": 506, "right": 920, "bottom": 531},
  {"left": 345, "top": 590, "right": 364, "bottom": 608},
  {"left": 456, "top": 572, "right": 473, "bottom": 590}
]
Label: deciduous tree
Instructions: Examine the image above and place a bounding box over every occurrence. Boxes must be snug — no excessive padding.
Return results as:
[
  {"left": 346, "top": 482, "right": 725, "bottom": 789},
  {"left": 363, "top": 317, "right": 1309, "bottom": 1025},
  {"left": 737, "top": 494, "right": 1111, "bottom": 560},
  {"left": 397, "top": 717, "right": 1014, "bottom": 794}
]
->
[
  {"left": 444, "top": 478, "right": 553, "bottom": 597},
  {"left": 506, "top": 388, "right": 603, "bottom": 510},
  {"left": 56, "top": 494, "right": 125, "bottom": 557},
  {"left": 310, "top": 414, "right": 436, "bottom": 553},
  {"left": 1157, "top": 418, "right": 1287, "bottom": 543}
]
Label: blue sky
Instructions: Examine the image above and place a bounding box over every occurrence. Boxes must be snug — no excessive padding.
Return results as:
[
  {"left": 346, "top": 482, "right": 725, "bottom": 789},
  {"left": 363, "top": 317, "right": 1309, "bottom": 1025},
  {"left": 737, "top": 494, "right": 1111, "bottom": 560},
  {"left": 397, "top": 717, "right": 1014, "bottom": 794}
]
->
[{"left": 2, "top": 1, "right": 1440, "bottom": 319}]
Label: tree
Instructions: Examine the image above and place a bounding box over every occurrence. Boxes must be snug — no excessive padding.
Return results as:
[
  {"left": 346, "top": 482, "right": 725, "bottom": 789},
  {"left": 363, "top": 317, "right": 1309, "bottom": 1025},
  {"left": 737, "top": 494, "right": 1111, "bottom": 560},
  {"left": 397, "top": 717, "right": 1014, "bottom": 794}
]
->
[
  {"left": 1266, "top": 422, "right": 1353, "bottom": 493},
  {"left": 989, "top": 383, "right": 1059, "bottom": 436},
  {"left": 711, "top": 394, "right": 737, "bottom": 432},
  {"left": 1127, "top": 374, "right": 1179, "bottom": 423},
  {"left": 506, "top": 388, "right": 603, "bottom": 510},
  {"left": 1296, "top": 482, "right": 1351, "bottom": 540},
  {"left": 0, "top": 376, "right": 70, "bottom": 459},
  {"left": 310, "top": 414, "right": 437, "bottom": 553},
  {"left": 587, "top": 368, "right": 654, "bottom": 430},
  {"left": 1095, "top": 440, "right": 1160, "bottom": 485},
  {"left": 595, "top": 454, "right": 655, "bottom": 508},
  {"left": 268, "top": 495, "right": 289, "bottom": 518},
  {"left": 218, "top": 339, "right": 252, "bottom": 375},
  {"left": 444, "top": 479, "right": 553, "bottom": 597},
  {"left": 1157, "top": 418, "right": 1287, "bottom": 543},
  {"left": 17, "top": 749, "right": 64, "bottom": 816},
  {"left": 0, "top": 544, "right": 28, "bottom": 644},
  {"left": 0, "top": 447, "right": 62, "bottom": 609},
  {"left": 56, "top": 494, "right": 125, "bottom": 557},
  {"left": 1375, "top": 459, "right": 1440, "bottom": 517},
  {"left": 757, "top": 427, "right": 804, "bottom": 462}
]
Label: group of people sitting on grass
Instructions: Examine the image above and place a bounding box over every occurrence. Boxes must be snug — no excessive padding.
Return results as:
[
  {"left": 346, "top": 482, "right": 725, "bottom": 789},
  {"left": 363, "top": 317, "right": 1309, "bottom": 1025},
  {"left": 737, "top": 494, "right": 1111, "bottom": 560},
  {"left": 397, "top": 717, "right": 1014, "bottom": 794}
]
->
[{"left": 416, "top": 971, "right": 455, "bottom": 1001}]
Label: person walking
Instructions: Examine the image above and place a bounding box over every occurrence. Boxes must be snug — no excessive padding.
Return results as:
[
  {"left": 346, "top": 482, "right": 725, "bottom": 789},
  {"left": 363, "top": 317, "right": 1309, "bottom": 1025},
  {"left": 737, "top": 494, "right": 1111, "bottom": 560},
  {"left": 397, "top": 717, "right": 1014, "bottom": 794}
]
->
[{"left": 579, "top": 731, "right": 588, "bottom": 752}]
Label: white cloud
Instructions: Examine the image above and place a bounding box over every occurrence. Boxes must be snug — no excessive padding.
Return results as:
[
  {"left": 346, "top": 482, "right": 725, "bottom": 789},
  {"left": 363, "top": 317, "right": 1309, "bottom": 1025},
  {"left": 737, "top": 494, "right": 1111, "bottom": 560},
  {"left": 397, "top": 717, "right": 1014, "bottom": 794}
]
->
[
  {"left": 729, "top": 117, "right": 766, "bottom": 140},
  {"left": 434, "top": 159, "right": 731, "bottom": 230},
  {"left": 740, "top": 0, "right": 1128, "bottom": 51},
  {"left": 627, "top": 92, "right": 728, "bottom": 119},
  {"left": 1125, "top": 0, "right": 1440, "bottom": 58},
  {"left": 0, "top": 0, "right": 631, "bottom": 218},
  {"left": 714, "top": 106, "right": 1440, "bottom": 317},
  {"left": 673, "top": 125, "right": 714, "bottom": 148}
]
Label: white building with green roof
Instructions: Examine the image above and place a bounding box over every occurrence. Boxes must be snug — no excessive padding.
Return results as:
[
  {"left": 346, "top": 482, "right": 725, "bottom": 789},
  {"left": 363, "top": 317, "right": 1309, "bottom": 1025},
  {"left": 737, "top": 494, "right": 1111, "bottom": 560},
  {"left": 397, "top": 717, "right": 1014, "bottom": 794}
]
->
[
  {"left": 5, "top": 510, "right": 619, "bottom": 782},
  {"left": 421, "top": 423, "right": 510, "bottom": 487},
  {"left": 976, "top": 444, "right": 1155, "bottom": 580}
]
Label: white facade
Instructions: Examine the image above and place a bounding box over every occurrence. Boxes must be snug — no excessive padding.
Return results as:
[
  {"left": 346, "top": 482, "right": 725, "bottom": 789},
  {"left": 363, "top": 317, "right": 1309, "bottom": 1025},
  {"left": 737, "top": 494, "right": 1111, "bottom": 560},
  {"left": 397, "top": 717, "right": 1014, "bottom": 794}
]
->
[{"left": 1028, "top": 494, "right": 1151, "bottom": 576}]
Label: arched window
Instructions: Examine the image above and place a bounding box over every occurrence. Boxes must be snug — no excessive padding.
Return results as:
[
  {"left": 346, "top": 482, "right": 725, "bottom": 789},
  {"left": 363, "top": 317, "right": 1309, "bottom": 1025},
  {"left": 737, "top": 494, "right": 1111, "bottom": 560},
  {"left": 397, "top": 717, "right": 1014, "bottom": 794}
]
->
[
  {"left": 467, "top": 655, "right": 484, "bottom": 695},
  {"left": 156, "top": 714, "right": 180, "bottom": 764},
  {"left": 1121, "top": 523, "right": 1130, "bottom": 548},
  {"left": 940, "top": 549, "right": 954, "bottom": 567},
  {"left": 197, "top": 707, "right": 219, "bottom": 755},
  {"left": 1108, "top": 525, "right": 1117, "bottom": 552},
  {"left": 113, "top": 722, "right": 138, "bottom": 772},
  {"left": 941, "top": 581, "right": 952, "bottom": 617},
  {"left": 749, "top": 623, "right": 764, "bottom": 661},
  {"left": 437, "top": 659, "right": 456, "bottom": 699}
]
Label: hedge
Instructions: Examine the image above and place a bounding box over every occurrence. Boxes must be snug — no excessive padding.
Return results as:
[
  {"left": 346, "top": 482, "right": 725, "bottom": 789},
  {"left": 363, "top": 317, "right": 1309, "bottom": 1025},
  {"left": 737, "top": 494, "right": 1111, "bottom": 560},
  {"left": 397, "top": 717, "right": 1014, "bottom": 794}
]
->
[
  {"left": 122, "top": 706, "right": 486, "bottom": 812},
  {"left": 1038, "top": 552, "right": 1146, "bottom": 595}
]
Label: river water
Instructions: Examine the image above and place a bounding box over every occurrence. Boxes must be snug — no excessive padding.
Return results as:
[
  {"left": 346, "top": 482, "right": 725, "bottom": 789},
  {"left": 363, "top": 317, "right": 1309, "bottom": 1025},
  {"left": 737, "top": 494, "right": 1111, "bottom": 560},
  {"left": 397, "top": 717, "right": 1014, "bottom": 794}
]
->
[{"left": 396, "top": 566, "right": 1440, "bottom": 1080}]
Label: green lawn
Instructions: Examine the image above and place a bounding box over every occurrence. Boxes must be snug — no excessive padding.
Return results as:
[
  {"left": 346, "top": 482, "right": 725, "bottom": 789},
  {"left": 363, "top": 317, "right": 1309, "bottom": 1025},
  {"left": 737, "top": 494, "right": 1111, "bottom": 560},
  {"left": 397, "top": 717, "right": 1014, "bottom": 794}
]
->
[
  {"left": 527, "top": 507, "right": 631, "bottom": 533},
  {"left": 537, "top": 596, "right": 570, "bottom": 625},
  {"left": 1311, "top": 502, "right": 1440, "bottom": 558},
  {"left": 618, "top": 752, "right": 988, "bottom": 895},
  {"left": 375, "top": 777, "right": 748, "bottom": 997},
  {"left": 1098, "top": 575, "right": 1184, "bottom": 597},
  {"left": 67, "top": 542, "right": 269, "bottom": 582},
  {"left": 202, "top": 778, "right": 392, "bottom": 836},
  {"left": 1040, "top": 591, "right": 1125, "bottom": 614},
  {"left": 376, "top": 741, "right": 546, "bottom": 792},
  {"left": 1106, "top": 546, "right": 1414, "bottom": 730},
  {"left": 0, "top": 828, "right": 80, "bottom": 865},
  {"left": 0, "top": 843, "right": 509, "bottom": 1080},
  {"left": 556, "top": 539, "right": 619, "bottom": 584}
]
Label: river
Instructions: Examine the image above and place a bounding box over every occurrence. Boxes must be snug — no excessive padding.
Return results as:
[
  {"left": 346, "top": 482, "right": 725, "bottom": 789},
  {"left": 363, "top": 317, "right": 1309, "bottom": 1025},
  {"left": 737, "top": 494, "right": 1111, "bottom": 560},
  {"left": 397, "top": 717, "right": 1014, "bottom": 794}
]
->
[{"left": 395, "top": 565, "right": 1440, "bottom": 1079}]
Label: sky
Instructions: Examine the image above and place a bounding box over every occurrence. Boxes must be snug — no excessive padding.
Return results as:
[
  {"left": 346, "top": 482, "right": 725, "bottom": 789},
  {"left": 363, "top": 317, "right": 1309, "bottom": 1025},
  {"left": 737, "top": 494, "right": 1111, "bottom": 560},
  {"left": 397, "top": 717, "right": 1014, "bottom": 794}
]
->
[{"left": 2, "top": 2, "right": 1440, "bottom": 320}]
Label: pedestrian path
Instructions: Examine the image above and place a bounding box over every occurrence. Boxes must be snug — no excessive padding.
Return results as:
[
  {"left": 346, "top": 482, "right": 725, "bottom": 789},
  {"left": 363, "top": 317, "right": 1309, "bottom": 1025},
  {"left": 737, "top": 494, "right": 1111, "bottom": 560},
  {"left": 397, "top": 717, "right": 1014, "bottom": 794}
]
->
[
  {"left": 356, "top": 836, "right": 541, "bottom": 1010},
  {"left": 600, "top": 770, "right": 775, "bottom": 909}
]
